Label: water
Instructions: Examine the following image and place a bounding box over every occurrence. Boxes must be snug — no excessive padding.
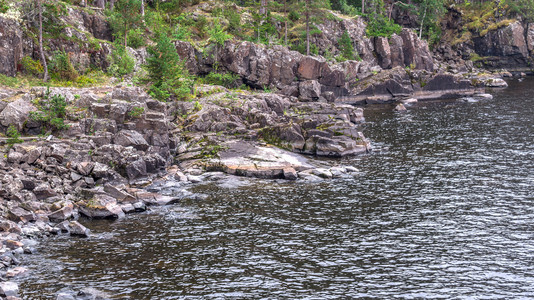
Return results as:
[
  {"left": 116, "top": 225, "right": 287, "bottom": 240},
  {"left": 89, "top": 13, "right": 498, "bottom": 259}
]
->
[{"left": 19, "top": 79, "right": 534, "bottom": 299}]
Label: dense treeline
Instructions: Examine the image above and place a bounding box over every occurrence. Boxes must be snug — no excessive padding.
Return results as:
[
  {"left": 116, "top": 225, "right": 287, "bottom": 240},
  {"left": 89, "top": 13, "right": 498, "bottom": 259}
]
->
[{"left": 1, "top": 0, "right": 533, "bottom": 100}]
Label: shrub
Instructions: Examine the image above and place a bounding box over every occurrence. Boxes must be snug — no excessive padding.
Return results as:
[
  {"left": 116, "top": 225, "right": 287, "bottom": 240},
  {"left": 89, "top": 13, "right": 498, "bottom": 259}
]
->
[
  {"left": 29, "top": 89, "right": 69, "bottom": 132},
  {"left": 338, "top": 30, "right": 355, "bottom": 61},
  {"left": 224, "top": 8, "right": 241, "bottom": 35},
  {"left": 201, "top": 72, "right": 240, "bottom": 88},
  {"left": 127, "top": 28, "right": 146, "bottom": 49},
  {"left": 6, "top": 125, "right": 23, "bottom": 146},
  {"left": 146, "top": 33, "right": 193, "bottom": 101},
  {"left": 108, "top": 44, "right": 135, "bottom": 78},
  {"left": 20, "top": 56, "right": 43, "bottom": 76},
  {"left": 49, "top": 50, "right": 78, "bottom": 81},
  {"left": 366, "top": 14, "right": 402, "bottom": 38},
  {"left": 128, "top": 106, "right": 145, "bottom": 119},
  {"left": 288, "top": 10, "right": 300, "bottom": 22},
  {"left": 0, "top": 0, "right": 8, "bottom": 13}
]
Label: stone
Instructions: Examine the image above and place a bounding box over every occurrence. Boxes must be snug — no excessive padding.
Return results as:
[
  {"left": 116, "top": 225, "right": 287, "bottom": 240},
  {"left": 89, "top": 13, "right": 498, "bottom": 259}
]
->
[
  {"left": 283, "top": 167, "right": 298, "bottom": 180},
  {"left": 7, "top": 207, "right": 36, "bottom": 223},
  {"left": 299, "top": 80, "right": 321, "bottom": 101},
  {"left": 484, "top": 78, "right": 508, "bottom": 88},
  {"left": 312, "top": 168, "right": 333, "bottom": 179},
  {"left": 400, "top": 98, "right": 418, "bottom": 104},
  {"left": 0, "top": 97, "right": 37, "bottom": 131},
  {"left": 77, "top": 162, "right": 95, "bottom": 176},
  {"left": 33, "top": 184, "right": 57, "bottom": 200},
  {"left": 77, "top": 194, "right": 125, "bottom": 219},
  {"left": 375, "top": 37, "right": 392, "bottom": 69},
  {"left": 67, "top": 221, "right": 90, "bottom": 237},
  {"left": 126, "top": 159, "right": 147, "bottom": 181},
  {"left": 297, "top": 56, "right": 325, "bottom": 80},
  {"left": 0, "top": 221, "right": 22, "bottom": 234},
  {"left": 6, "top": 267, "right": 28, "bottom": 278},
  {"left": 136, "top": 192, "right": 180, "bottom": 206},
  {"left": 7, "top": 151, "right": 24, "bottom": 164},
  {"left": 48, "top": 205, "right": 74, "bottom": 221},
  {"left": 395, "top": 103, "right": 407, "bottom": 112},
  {"left": 71, "top": 172, "right": 83, "bottom": 182},
  {"left": 4, "top": 240, "right": 24, "bottom": 250},
  {"left": 113, "top": 130, "right": 150, "bottom": 151},
  {"left": 104, "top": 184, "right": 136, "bottom": 202},
  {"left": 0, "top": 281, "right": 19, "bottom": 297}
]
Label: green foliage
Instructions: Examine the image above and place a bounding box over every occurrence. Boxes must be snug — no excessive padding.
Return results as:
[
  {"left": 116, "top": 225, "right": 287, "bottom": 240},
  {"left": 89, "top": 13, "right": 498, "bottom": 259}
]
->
[
  {"left": 49, "top": 50, "right": 79, "bottom": 81},
  {"left": 200, "top": 72, "right": 240, "bottom": 88},
  {"left": 0, "top": 0, "right": 9, "bottom": 13},
  {"left": 29, "top": 89, "right": 69, "bottom": 132},
  {"left": 288, "top": 10, "right": 301, "bottom": 22},
  {"left": 292, "top": 42, "right": 319, "bottom": 55},
  {"left": 366, "top": 14, "right": 402, "bottom": 37},
  {"left": 107, "top": 0, "right": 144, "bottom": 47},
  {"left": 6, "top": 125, "right": 23, "bottom": 146},
  {"left": 127, "top": 28, "right": 146, "bottom": 49},
  {"left": 338, "top": 30, "right": 355, "bottom": 60},
  {"left": 128, "top": 106, "right": 145, "bottom": 119},
  {"left": 108, "top": 44, "right": 135, "bottom": 78},
  {"left": 506, "top": 0, "right": 534, "bottom": 22},
  {"left": 208, "top": 18, "right": 233, "bottom": 46},
  {"left": 146, "top": 33, "right": 193, "bottom": 101},
  {"left": 224, "top": 7, "right": 241, "bottom": 35},
  {"left": 20, "top": 56, "right": 43, "bottom": 76}
]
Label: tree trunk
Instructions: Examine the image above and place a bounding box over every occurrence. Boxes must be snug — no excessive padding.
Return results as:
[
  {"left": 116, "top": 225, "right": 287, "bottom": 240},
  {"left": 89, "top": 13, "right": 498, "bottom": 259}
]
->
[
  {"left": 419, "top": 3, "right": 427, "bottom": 39},
  {"left": 124, "top": 31, "right": 128, "bottom": 48},
  {"left": 362, "top": 0, "right": 365, "bottom": 14},
  {"left": 109, "top": 0, "right": 114, "bottom": 10},
  {"left": 141, "top": 0, "right": 145, "bottom": 17},
  {"left": 95, "top": 0, "right": 105, "bottom": 9},
  {"left": 81, "top": 0, "right": 86, "bottom": 7},
  {"left": 306, "top": 0, "right": 310, "bottom": 55},
  {"left": 38, "top": 0, "right": 48, "bottom": 82},
  {"left": 260, "top": 0, "right": 267, "bottom": 16}
]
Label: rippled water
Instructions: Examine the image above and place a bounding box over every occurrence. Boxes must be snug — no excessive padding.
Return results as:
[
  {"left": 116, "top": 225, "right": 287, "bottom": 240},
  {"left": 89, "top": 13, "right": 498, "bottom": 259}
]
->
[{"left": 20, "top": 79, "right": 534, "bottom": 299}]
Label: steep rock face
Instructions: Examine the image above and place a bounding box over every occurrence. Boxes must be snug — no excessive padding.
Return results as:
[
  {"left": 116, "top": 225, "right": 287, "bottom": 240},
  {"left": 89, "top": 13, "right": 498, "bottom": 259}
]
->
[
  {"left": 0, "top": 16, "right": 23, "bottom": 77},
  {"left": 473, "top": 21, "right": 530, "bottom": 68}
]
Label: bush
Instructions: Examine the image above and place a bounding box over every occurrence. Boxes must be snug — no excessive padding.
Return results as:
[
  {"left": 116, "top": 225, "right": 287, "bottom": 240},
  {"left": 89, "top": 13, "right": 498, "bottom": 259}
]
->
[
  {"left": 146, "top": 33, "right": 193, "bottom": 101},
  {"left": 108, "top": 44, "right": 135, "bottom": 78},
  {"left": 127, "top": 28, "right": 146, "bottom": 49},
  {"left": 224, "top": 8, "right": 241, "bottom": 35},
  {"left": 20, "top": 56, "right": 43, "bottom": 76},
  {"left": 338, "top": 30, "right": 355, "bottom": 60},
  {"left": 0, "top": 0, "right": 9, "bottom": 14},
  {"left": 201, "top": 72, "right": 240, "bottom": 88},
  {"left": 366, "top": 14, "right": 402, "bottom": 38},
  {"left": 288, "top": 10, "right": 300, "bottom": 22},
  {"left": 6, "top": 125, "right": 23, "bottom": 146},
  {"left": 29, "top": 88, "right": 69, "bottom": 132},
  {"left": 49, "top": 50, "right": 78, "bottom": 81}
]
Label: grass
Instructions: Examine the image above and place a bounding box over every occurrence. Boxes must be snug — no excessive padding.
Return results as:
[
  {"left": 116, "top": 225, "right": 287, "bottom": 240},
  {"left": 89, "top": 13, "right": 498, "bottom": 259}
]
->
[{"left": 0, "top": 70, "right": 113, "bottom": 89}]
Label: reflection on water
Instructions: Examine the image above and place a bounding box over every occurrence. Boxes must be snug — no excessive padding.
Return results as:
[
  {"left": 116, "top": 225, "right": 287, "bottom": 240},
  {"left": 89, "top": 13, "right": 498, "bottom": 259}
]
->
[{"left": 20, "top": 79, "right": 534, "bottom": 299}]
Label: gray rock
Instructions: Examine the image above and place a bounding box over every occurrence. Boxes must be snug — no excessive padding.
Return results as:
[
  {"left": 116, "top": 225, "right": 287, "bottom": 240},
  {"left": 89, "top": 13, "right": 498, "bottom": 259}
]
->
[
  {"left": 77, "top": 194, "right": 125, "bottom": 219},
  {"left": 113, "top": 130, "right": 149, "bottom": 151},
  {"left": 67, "top": 221, "right": 90, "bottom": 237},
  {"left": 299, "top": 80, "right": 321, "bottom": 101},
  {"left": 283, "top": 167, "right": 298, "bottom": 180},
  {"left": 0, "top": 281, "right": 19, "bottom": 297},
  {"left": 395, "top": 103, "right": 407, "bottom": 112},
  {"left": 0, "top": 98, "right": 36, "bottom": 131}
]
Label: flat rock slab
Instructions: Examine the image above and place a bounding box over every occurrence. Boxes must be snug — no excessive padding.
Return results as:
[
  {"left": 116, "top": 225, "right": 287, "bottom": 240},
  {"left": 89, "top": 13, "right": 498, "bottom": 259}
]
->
[{"left": 209, "top": 141, "right": 313, "bottom": 179}]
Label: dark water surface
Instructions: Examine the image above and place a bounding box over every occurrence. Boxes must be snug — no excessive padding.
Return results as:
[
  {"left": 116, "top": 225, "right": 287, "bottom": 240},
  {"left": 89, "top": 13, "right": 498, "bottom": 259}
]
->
[{"left": 20, "top": 79, "right": 534, "bottom": 299}]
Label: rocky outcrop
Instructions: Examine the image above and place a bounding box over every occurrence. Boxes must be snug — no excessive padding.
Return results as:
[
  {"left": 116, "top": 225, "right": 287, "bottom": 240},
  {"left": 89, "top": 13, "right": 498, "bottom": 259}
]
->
[
  {"left": 0, "top": 16, "right": 23, "bottom": 77},
  {"left": 473, "top": 21, "right": 531, "bottom": 69}
]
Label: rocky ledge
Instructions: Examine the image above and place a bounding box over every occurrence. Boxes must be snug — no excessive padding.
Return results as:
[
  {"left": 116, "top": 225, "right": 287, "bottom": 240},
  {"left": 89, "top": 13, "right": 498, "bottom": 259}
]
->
[{"left": 0, "top": 83, "right": 371, "bottom": 297}]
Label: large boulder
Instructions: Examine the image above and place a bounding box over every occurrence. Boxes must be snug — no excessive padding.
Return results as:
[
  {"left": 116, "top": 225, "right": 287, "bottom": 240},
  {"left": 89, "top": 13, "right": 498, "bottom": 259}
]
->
[
  {"left": 113, "top": 130, "right": 149, "bottom": 151},
  {"left": 473, "top": 21, "right": 530, "bottom": 68},
  {"left": 0, "top": 97, "right": 37, "bottom": 131},
  {"left": 0, "top": 16, "right": 23, "bottom": 77},
  {"left": 77, "top": 194, "right": 125, "bottom": 219},
  {"left": 375, "top": 37, "right": 392, "bottom": 69},
  {"left": 400, "top": 28, "right": 434, "bottom": 71}
]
